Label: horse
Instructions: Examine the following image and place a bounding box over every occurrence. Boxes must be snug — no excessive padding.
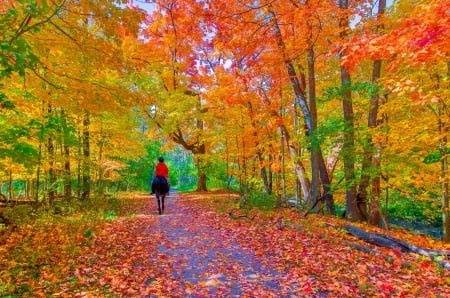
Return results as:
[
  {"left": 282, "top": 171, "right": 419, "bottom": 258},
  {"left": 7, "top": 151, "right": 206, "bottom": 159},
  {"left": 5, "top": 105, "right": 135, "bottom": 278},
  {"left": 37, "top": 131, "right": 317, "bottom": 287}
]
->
[{"left": 151, "top": 175, "right": 170, "bottom": 214}]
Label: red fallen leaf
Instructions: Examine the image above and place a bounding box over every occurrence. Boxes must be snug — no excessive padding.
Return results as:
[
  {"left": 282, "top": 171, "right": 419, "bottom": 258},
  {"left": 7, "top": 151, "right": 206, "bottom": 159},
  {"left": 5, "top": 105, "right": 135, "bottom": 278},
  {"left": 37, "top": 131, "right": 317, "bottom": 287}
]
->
[
  {"left": 381, "top": 283, "right": 395, "bottom": 292},
  {"left": 421, "top": 262, "right": 430, "bottom": 269},
  {"left": 303, "top": 285, "right": 314, "bottom": 294}
]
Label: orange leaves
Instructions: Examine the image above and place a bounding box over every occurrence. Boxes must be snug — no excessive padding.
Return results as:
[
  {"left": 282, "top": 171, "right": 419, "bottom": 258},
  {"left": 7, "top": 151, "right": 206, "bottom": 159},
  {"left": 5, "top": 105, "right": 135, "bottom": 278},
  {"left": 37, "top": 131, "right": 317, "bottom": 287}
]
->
[
  {"left": 345, "top": 0, "right": 450, "bottom": 71},
  {"left": 2, "top": 193, "right": 450, "bottom": 296}
]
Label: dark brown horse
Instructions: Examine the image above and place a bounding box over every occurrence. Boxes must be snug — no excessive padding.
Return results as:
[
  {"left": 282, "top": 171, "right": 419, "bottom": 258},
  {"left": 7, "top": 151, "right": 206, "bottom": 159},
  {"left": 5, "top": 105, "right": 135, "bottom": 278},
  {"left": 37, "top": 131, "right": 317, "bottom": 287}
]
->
[{"left": 151, "top": 176, "right": 169, "bottom": 214}]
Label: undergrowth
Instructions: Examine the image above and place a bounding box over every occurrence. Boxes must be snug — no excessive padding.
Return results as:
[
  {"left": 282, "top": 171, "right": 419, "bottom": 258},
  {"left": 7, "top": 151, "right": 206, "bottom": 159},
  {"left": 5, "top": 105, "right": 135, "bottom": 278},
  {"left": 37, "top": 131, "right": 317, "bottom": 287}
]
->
[{"left": 0, "top": 192, "right": 148, "bottom": 296}]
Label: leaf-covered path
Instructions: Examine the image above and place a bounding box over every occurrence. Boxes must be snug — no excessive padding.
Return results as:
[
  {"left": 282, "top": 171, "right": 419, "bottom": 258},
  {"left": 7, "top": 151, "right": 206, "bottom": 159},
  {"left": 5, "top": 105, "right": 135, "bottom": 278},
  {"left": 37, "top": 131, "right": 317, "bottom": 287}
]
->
[
  {"left": 148, "top": 194, "right": 298, "bottom": 297},
  {"left": 51, "top": 192, "right": 449, "bottom": 297}
]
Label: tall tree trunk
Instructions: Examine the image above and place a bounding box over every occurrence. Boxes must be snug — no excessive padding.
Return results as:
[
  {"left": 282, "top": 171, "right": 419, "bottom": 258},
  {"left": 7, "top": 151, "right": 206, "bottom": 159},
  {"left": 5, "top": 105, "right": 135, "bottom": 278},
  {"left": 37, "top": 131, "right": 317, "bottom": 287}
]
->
[
  {"left": 82, "top": 111, "right": 90, "bottom": 200},
  {"left": 8, "top": 165, "right": 13, "bottom": 201},
  {"left": 271, "top": 12, "right": 334, "bottom": 214},
  {"left": 442, "top": 122, "right": 449, "bottom": 242},
  {"left": 64, "top": 141, "right": 71, "bottom": 199},
  {"left": 62, "top": 111, "right": 72, "bottom": 199},
  {"left": 307, "top": 47, "right": 321, "bottom": 211},
  {"left": 77, "top": 124, "right": 81, "bottom": 199},
  {"left": 358, "top": 0, "right": 386, "bottom": 225},
  {"left": 47, "top": 103, "right": 56, "bottom": 206},
  {"left": 35, "top": 143, "right": 42, "bottom": 204},
  {"left": 281, "top": 118, "right": 286, "bottom": 201},
  {"left": 440, "top": 62, "right": 449, "bottom": 242},
  {"left": 339, "top": 0, "right": 362, "bottom": 221},
  {"left": 98, "top": 126, "right": 104, "bottom": 195}
]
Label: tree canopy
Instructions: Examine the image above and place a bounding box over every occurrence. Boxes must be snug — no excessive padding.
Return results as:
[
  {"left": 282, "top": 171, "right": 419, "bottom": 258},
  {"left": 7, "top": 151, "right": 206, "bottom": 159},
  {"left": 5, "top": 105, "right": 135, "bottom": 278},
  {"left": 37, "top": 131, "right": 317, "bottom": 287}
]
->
[{"left": 0, "top": 0, "right": 449, "bottom": 239}]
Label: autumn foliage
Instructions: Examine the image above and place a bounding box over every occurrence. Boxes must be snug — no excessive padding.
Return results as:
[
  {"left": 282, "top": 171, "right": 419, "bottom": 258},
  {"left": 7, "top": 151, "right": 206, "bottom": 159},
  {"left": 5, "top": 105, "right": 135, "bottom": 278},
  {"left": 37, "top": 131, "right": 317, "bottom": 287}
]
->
[
  {"left": 1, "top": 0, "right": 450, "bottom": 294},
  {"left": 1, "top": 192, "right": 449, "bottom": 296}
]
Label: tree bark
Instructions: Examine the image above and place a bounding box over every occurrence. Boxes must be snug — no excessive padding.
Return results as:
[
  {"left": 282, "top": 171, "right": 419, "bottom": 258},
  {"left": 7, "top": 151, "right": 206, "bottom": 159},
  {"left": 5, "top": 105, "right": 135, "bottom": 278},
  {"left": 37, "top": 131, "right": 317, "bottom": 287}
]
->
[
  {"left": 307, "top": 47, "right": 320, "bottom": 211},
  {"left": 47, "top": 102, "right": 56, "bottom": 206},
  {"left": 440, "top": 98, "right": 449, "bottom": 242},
  {"left": 271, "top": 11, "right": 334, "bottom": 214},
  {"left": 279, "top": 124, "right": 311, "bottom": 200},
  {"left": 82, "top": 111, "right": 90, "bottom": 200},
  {"left": 358, "top": 0, "right": 386, "bottom": 225},
  {"left": 195, "top": 144, "right": 207, "bottom": 191},
  {"left": 258, "top": 152, "right": 271, "bottom": 195},
  {"left": 338, "top": 0, "right": 362, "bottom": 221}
]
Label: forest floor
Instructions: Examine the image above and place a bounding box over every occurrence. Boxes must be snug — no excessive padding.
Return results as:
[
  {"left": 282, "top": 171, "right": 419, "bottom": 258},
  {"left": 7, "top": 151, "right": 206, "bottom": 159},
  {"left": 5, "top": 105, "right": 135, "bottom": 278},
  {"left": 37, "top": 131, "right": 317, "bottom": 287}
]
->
[{"left": 1, "top": 191, "right": 450, "bottom": 297}]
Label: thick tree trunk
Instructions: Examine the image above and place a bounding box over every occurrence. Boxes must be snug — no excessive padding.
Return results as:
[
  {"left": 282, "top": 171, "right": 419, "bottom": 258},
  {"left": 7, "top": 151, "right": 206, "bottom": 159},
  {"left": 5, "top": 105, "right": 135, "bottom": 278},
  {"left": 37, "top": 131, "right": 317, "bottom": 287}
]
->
[
  {"left": 338, "top": 0, "right": 363, "bottom": 221},
  {"left": 358, "top": 0, "right": 386, "bottom": 225},
  {"left": 197, "top": 172, "right": 207, "bottom": 192},
  {"left": 195, "top": 143, "right": 208, "bottom": 192}
]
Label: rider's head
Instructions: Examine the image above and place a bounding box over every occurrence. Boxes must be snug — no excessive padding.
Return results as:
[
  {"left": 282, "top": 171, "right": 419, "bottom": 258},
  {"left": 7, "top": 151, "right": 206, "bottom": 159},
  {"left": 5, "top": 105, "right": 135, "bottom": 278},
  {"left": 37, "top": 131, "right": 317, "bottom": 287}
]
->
[{"left": 158, "top": 157, "right": 164, "bottom": 162}]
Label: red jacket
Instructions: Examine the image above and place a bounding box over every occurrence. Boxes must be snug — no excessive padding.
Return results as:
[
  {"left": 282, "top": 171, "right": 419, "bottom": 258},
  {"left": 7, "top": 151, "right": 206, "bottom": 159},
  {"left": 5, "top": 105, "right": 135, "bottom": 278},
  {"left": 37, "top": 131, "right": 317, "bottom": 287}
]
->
[{"left": 155, "top": 162, "right": 169, "bottom": 179}]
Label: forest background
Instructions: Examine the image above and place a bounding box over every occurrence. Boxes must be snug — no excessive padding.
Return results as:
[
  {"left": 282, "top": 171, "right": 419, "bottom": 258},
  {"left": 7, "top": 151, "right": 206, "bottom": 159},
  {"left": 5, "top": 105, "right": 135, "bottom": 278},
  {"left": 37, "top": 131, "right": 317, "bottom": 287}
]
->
[{"left": 0, "top": 0, "right": 449, "bottom": 242}]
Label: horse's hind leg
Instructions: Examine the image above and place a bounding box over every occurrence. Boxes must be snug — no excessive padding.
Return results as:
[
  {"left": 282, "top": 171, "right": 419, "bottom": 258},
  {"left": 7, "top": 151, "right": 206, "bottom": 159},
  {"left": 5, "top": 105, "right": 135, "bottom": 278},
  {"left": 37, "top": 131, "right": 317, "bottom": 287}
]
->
[
  {"left": 161, "top": 195, "right": 165, "bottom": 213},
  {"left": 156, "top": 196, "right": 162, "bottom": 215}
]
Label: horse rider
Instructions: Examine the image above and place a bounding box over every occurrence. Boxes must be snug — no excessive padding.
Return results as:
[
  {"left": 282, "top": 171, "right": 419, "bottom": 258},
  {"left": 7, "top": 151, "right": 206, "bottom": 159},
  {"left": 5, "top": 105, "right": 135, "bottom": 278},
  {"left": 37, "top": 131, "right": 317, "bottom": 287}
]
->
[{"left": 151, "top": 157, "right": 169, "bottom": 194}]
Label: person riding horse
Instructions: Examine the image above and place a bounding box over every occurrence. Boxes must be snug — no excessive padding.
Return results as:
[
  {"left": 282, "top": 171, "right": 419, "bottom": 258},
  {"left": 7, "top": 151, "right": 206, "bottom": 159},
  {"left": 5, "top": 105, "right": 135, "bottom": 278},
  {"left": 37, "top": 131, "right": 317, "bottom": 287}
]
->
[{"left": 151, "top": 157, "right": 170, "bottom": 214}]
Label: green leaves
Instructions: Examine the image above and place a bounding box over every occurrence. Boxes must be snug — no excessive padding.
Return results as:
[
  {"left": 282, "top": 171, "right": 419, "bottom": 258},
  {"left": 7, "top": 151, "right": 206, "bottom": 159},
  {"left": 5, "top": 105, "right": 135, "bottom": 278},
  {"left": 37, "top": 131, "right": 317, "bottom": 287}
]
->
[
  {"left": 423, "top": 148, "right": 450, "bottom": 164},
  {"left": 324, "top": 81, "right": 380, "bottom": 102},
  {"left": 0, "top": 92, "right": 15, "bottom": 110}
]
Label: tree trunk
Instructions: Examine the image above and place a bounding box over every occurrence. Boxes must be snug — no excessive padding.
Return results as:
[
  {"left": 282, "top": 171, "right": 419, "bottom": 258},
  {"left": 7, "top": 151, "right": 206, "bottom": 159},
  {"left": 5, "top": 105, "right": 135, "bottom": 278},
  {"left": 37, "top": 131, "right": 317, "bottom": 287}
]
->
[
  {"left": 8, "top": 166, "right": 13, "bottom": 201},
  {"left": 82, "top": 111, "right": 90, "bottom": 200},
  {"left": 307, "top": 47, "right": 320, "bottom": 211},
  {"left": 441, "top": 145, "right": 449, "bottom": 242},
  {"left": 440, "top": 87, "right": 449, "bottom": 242},
  {"left": 47, "top": 102, "right": 56, "bottom": 206},
  {"left": 197, "top": 172, "right": 207, "bottom": 192},
  {"left": 258, "top": 152, "right": 271, "bottom": 195},
  {"left": 338, "top": 0, "right": 363, "bottom": 221},
  {"left": 98, "top": 127, "right": 105, "bottom": 195},
  {"left": 35, "top": 143, "right": 42, "bottom": 204},
  {"left": 271, "top": 12, "right": 334, "bottom": 214},
  {"left": 195, "top": 143, "right": 208, "bottom": 192},
  {"left": 358, "top": 0, "right": 386, "bottom": 225},
  {"left": 64, "top": 141, "right": 71, "bottom": 199},
  {"left": 279, "top": 124, "right": 311, "bottom": 200},
  {"left": 196, "top": 157, "right": 207, "bottom": 191}
]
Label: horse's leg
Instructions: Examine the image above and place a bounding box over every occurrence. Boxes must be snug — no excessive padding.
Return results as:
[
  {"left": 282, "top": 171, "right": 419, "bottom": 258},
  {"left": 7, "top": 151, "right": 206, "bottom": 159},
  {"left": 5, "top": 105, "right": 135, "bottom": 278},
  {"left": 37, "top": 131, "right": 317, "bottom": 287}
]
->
[
  {"left": 161, "top": 194, "right": 165, "bottom": 213},
  {"left": 156, "top": 194, "right": 161, "bottom": 214}
]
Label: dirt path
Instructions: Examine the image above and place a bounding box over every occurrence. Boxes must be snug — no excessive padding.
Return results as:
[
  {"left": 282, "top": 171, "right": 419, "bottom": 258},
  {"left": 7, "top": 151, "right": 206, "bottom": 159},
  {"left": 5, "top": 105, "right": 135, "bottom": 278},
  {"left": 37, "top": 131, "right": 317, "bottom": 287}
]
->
[
  {"left": 144, "top": 193, "right": 310, "bottom": 297},
  {"left": 51, "top": 192, "right": 449, "bottom": 297},
  {"left": 3, "top": 192, "right": 449, "bottom": 296}
]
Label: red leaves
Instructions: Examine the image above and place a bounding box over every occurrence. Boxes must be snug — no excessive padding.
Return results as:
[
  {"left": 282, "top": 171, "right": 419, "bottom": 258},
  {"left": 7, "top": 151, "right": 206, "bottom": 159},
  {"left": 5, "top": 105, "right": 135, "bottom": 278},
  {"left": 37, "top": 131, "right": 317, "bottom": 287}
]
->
[{"left": 2, "top": 192, "right": 449, "bottom": 297}]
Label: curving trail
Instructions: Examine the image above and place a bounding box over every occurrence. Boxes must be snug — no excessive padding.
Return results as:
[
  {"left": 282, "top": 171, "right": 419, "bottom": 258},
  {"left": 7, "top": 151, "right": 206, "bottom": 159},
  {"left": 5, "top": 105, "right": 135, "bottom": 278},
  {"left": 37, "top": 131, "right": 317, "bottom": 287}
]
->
[
  {"left": 145, "top": 192, "right": 300, "bottom": 297},
  {"left": 55, "top": 192, "right": 450, "bottom": 297}
]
